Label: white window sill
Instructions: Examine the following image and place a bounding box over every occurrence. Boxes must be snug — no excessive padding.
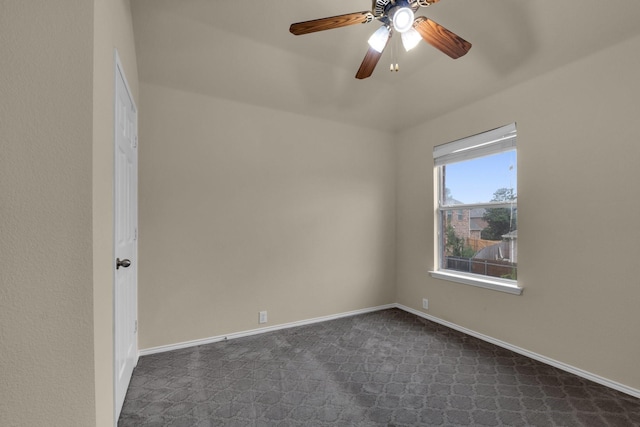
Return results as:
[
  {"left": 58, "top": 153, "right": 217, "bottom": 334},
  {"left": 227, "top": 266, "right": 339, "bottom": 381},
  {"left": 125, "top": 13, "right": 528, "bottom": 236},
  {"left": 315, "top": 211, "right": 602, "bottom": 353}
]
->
[{"left": 429, "top": 270, "right": 523, "bottom": 295}]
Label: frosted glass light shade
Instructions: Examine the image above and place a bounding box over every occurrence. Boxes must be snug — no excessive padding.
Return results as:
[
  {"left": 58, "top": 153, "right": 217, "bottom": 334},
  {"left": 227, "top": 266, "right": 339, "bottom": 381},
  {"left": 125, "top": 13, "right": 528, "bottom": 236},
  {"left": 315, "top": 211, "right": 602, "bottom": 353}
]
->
[
  {"left": 392, "top": 7, "right": 414, "bottom": 33},
  {"left": 401, "top": 27, "right": 421, "bottom": 51},
  {"left": 368, "top": 26, "right": 390, "bottom": 53}
]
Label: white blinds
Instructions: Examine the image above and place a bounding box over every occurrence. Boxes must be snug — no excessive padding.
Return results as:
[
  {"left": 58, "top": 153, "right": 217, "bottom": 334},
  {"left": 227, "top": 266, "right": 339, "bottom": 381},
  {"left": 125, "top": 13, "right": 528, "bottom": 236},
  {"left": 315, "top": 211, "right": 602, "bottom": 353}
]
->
[{"left": 433, "top": 123, "right": 516, "bottom": 166}]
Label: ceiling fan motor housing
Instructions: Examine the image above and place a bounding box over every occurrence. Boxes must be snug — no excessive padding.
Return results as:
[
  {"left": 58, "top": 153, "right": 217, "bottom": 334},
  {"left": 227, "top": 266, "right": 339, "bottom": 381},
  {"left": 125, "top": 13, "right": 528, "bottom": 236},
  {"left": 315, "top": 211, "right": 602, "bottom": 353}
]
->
[
  {"left": 375, "top": 0, "right": 420, "bottom": 17},
  {"left": 374, "top": 0, "right": 392, "bottom": 17}
]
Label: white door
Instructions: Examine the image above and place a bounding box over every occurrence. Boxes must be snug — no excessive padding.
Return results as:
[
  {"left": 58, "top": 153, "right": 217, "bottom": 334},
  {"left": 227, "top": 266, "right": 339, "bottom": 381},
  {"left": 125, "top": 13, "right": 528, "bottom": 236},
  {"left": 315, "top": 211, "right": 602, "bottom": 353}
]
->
[{"left": 114, "top": 51, "right": 138, "bottom": 420}]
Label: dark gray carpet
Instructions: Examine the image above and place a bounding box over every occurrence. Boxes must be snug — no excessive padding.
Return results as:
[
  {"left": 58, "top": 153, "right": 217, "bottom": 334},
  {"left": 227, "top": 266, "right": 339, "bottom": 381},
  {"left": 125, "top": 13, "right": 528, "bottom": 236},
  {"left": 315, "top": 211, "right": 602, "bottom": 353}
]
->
[{"left": 119, "top": 308, "right": 640, "bottom": 426}]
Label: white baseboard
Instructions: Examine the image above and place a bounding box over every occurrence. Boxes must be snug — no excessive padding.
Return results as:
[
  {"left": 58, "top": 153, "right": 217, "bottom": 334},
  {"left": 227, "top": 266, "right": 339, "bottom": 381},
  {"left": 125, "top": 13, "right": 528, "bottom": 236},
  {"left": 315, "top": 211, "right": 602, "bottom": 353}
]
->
[
  {"left": 395, "top": 303, "right": 640, "bottom": 399},
  {"left": 138, "top": 304, "right": 396, "bottom": 357},
  {"left": 138, "top": 302, "right": 640, "bottom": 399}
]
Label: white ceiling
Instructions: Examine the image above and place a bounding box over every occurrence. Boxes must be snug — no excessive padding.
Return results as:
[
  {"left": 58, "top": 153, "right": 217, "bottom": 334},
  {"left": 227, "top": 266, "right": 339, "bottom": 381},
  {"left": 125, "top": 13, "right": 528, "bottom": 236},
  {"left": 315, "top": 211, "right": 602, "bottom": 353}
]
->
[{"left": 131, "top": 0, "right": 640, "bottom": 132}]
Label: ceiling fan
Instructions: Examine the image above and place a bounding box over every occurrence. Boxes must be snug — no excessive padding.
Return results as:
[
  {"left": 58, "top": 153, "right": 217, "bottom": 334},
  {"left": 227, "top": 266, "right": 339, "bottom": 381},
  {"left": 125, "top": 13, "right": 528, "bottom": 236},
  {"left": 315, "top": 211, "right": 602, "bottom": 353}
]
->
[{"left": 289, "top": 0, "right": 471, "bottom": 79}]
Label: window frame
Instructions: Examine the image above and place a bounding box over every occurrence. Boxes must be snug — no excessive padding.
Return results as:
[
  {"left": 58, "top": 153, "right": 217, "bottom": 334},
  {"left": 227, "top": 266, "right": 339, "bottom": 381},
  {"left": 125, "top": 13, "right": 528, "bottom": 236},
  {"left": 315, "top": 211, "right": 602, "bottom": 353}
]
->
[{"left": 429, "top": 123, "right": 522, "bottom": 295}]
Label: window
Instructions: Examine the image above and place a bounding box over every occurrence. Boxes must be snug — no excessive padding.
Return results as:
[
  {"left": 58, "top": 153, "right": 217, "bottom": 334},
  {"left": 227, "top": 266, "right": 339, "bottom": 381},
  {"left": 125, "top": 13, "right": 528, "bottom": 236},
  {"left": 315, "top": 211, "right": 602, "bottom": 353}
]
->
[{"left": 430, "top": 123, "right": 521, "bottom": 295}]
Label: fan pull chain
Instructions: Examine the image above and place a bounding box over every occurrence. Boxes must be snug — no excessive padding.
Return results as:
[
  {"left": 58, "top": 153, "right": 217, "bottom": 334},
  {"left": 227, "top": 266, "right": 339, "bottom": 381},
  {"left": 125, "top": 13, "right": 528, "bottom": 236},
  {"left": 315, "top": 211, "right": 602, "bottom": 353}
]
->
[
  {"left": 389, "top": 34, "right": 392, "bottom": 71},
  {"left": 390, "top": 33, "right": 399, "bottom": 72}
]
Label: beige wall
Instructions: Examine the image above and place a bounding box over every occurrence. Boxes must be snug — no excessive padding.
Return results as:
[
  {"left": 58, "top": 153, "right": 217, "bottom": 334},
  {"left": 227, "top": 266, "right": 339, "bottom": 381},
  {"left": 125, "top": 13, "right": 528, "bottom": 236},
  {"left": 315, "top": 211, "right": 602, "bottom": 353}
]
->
[
  {"left": 396, "top": 34, "right": 640, "bottom": 391},
  {"left": 138, "top": 83, "right": 396, "bottom": 349},
  {"left": 0, "top": 0, "right": 138, "bottom": 425},
  {"left": 2, "top": 3, "right": 639, "bottom": 424},
  {"left": 0, "top": 1, "right": 96, "bottom": 425},
  {"left": 93, "top": 0, "right": 138, "bottom": 425}
]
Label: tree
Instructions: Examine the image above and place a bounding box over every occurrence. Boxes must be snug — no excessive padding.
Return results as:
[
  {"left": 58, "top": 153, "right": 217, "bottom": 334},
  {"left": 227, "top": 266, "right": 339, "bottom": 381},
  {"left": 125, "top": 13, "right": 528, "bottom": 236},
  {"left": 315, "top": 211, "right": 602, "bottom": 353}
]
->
[
  {"left": 490, "top": 188, "right": 515, "bottom": 203},
  {"left": 481, "top": 188, "right": 517, "bottom": 240},
  {"left": 445, "top": 224, "right": 463, "bottom": 256},
  {"left": 445, "top": 224, "right": 476, "bottom": 258}
]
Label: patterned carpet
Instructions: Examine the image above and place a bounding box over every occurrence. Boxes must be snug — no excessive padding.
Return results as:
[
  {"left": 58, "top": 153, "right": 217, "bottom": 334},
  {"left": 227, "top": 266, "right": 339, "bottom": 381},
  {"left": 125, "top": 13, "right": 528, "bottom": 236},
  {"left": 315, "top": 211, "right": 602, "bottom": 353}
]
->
[{"left": 119, "top": 309, "right": 640, "bottom": 426}]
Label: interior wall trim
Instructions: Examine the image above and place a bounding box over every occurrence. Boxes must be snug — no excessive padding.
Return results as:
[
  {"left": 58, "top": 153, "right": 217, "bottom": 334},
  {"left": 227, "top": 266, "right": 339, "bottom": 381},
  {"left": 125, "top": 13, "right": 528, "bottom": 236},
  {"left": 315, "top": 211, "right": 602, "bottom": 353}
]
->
[
  {"left": 138, "top": 304, "right": 396, "bottom": 357},
  {"left": 396, "top": 304, "right": 640, "bottom": 399},
  {"left": 138, "top": 303, "right": 639, "bottom": 400}
]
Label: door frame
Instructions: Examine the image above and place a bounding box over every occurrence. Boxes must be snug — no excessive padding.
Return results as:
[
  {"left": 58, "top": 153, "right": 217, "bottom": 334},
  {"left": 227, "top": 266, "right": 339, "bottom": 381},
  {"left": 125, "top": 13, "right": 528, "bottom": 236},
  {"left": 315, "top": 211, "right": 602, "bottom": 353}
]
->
[{"left": 113, "top": 49, "right": 139, "bottom": 422}]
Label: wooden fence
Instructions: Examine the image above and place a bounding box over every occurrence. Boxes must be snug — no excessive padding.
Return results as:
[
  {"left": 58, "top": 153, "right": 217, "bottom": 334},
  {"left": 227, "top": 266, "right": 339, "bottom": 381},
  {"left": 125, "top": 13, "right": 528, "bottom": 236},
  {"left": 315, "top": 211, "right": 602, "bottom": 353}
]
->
[
  {"left": 465, "top": 238, "right": 500, "bottom": 252},
  {"left": 445, "top": 256, "right": 517, "bottom": 279}
]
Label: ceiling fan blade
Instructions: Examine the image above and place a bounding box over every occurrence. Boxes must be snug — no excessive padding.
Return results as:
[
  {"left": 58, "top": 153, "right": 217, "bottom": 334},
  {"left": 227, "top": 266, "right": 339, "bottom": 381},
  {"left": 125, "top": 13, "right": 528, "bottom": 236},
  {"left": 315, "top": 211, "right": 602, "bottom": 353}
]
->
[
  {"left": 355, "top": 31, "right": 391, "bottom": 80},
  {"left": 413, "top": 16, "right": 471, "bottom": 59},
  {"left": 290, "top": 11, "right": 374, "bottom": 35},
  {"left": 355, "top": 48, "right": 383, "bottom": 79}
]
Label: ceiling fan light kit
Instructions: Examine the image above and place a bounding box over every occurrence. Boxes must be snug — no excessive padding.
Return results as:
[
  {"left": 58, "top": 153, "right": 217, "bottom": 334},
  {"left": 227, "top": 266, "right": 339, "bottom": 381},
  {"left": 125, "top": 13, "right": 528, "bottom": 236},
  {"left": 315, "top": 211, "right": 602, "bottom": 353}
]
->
[
  {"left": 368, "top": 25, "right": 390, "bottom": 53},
  {"left": 390, "top": 3, "right": 415, "bottom": 33},
  {"left": 401, "top": 27, "right": 422, "bottom": 51},
  {"left": 289, "top": 0, "right": 471, "bottom": 79}
]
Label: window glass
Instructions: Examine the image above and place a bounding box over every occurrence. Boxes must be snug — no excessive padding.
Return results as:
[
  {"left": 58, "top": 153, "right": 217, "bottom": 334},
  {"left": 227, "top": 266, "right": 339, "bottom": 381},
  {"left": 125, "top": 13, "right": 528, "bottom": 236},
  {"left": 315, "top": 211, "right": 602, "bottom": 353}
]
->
[
  {"left": 441, "top": 206, "right": 517, "bottom": 280},
  {"left": 434, "top": 124, "right": 518, "bottom": 285},
  {"left": 443, "top": 151, "right": 517, "bottom": 206}
]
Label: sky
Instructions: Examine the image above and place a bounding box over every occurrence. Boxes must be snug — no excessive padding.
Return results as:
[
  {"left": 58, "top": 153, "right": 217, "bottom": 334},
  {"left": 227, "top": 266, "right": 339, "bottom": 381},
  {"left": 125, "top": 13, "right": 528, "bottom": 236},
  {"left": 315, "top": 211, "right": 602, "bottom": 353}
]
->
[{"left": 444, "top": 150, "right": 517, "bottom": 204}]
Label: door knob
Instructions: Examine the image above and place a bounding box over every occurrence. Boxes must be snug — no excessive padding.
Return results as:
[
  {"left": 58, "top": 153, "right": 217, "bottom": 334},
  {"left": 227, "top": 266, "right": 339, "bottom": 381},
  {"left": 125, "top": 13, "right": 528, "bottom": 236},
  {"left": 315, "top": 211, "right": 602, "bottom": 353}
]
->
[{"left": 116, "top": 258, "right": 131, "bottom": 270}]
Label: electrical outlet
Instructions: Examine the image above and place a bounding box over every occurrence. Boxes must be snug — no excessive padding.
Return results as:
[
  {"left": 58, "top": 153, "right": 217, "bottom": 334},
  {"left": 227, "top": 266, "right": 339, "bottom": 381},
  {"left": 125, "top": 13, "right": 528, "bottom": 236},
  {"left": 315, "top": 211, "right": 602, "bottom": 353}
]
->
[
  {"left": 422, "top": 298, "right": 429, "bottom": 310},
  {"left": 259, "top": 311, "right": 268, "bottom": 324}
]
